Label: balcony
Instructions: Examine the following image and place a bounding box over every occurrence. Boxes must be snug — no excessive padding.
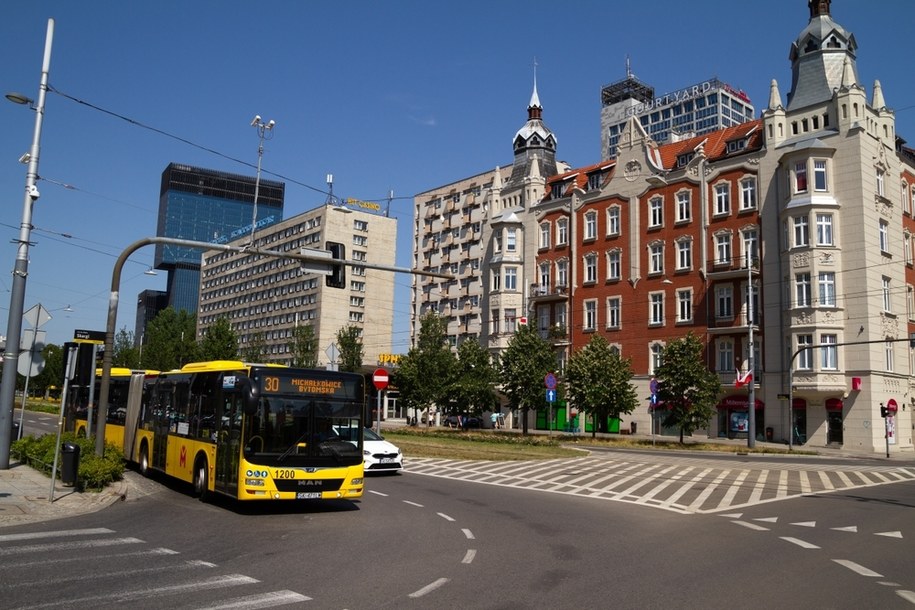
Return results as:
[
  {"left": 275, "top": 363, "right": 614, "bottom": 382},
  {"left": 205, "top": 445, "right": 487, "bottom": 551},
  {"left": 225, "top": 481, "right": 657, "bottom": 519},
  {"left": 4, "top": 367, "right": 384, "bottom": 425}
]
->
[
  {"left": 529, "top": 283, "right": 568, "bottom": 302},
  {"left": 707, "top": 257, "right": 760, "bottom": 281}
]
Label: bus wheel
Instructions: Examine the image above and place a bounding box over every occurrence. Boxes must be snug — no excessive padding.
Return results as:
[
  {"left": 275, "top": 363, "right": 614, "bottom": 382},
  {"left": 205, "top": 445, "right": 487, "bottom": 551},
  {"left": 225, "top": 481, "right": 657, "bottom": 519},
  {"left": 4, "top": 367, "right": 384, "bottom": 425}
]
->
[
  {"left": 138, "top": 444, "right": 150, "bottom": 477},
  {"left": 194, "top": 458, "right": 210, "bottom": 502}
]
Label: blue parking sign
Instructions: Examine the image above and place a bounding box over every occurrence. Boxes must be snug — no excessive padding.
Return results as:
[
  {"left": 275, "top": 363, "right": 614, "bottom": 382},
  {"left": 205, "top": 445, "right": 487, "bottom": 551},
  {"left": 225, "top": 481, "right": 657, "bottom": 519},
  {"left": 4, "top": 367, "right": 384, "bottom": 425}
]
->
[{"left": 546, "top": 389, "right": 556, "bottom": 403}]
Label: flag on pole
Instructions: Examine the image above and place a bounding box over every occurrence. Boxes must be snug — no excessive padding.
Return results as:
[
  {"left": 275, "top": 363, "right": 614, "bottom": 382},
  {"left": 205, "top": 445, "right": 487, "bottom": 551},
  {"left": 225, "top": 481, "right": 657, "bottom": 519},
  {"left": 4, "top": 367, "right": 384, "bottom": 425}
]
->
[{"left": 735, "top": 369, "right": 753, "bottom": 388}]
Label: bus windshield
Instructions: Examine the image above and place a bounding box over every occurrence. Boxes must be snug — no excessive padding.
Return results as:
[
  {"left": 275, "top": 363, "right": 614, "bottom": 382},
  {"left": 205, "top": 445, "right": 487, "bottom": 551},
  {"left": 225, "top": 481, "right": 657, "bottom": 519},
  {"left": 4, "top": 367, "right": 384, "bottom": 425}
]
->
[{"left": 242, "top": 375, "right": 363, "bottom": 467}]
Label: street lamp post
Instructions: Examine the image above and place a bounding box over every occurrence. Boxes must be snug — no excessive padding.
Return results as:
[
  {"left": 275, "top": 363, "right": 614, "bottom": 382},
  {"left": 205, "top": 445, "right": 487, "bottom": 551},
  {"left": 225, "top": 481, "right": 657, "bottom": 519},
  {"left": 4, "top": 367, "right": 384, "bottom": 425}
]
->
[
  {"left": 747, "top": 253, "right": 756, "bottom": 449},
  {"left": 0, "top": 19, "right": 54, "bottom": 470},
  {"left": 248, "top": 115, "right": 275, "bottom": 245}
]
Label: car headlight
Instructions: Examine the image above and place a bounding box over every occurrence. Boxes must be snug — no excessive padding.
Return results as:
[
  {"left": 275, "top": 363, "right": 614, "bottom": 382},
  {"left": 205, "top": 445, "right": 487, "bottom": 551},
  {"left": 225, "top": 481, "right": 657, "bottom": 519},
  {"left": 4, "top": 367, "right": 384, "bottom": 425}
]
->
[{"left": 364, "top": 449, "right": 371, "bottom": 456}]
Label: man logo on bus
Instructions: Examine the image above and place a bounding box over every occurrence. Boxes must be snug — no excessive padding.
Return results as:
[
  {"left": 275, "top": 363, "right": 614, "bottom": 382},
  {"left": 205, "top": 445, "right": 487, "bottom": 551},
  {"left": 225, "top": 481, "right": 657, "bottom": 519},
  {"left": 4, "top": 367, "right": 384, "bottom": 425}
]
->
[{"left": 179, "top": 445, "right": 187, "bottom": 467}]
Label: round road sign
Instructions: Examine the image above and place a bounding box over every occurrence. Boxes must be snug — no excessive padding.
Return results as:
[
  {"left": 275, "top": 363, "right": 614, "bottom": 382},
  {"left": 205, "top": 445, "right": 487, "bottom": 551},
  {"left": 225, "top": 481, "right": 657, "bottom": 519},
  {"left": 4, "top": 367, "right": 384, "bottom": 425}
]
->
[{"left": 373, "top": 368, "right": 389, "bottom": 391}]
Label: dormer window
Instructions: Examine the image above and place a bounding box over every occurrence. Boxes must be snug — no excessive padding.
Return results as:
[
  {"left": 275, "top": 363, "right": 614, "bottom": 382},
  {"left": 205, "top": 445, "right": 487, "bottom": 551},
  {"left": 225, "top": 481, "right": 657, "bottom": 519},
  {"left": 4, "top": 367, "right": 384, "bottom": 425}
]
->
[
  {"left": 587, "top": 172, "right": 602, "bottom": 191},
  {"left": 677, "top": 153, "right": 694, "bottom": 168},
  {"left": 726, "top": 139, "right": 747, "bottom": 154},
  {"left": 550, "top": 182, "right": 565, "bottom": 199}
]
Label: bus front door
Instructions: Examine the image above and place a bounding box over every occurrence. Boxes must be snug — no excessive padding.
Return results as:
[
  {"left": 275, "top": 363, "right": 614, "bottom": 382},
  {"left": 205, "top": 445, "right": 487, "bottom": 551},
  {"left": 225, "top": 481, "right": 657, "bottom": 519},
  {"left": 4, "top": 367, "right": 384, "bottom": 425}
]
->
[{"left": 215, "top": 394, "right": 241, "bottom": 497}]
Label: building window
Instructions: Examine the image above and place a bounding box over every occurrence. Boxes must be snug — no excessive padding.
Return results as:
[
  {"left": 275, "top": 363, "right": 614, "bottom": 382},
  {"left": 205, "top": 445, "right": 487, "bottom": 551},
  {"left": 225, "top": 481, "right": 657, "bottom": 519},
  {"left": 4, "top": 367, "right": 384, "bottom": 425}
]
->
[
  {"left": 907, "top": 234, "right": 913, "bottom": 265},
  {"left": 588, "top": 172, "right": 602, "bottom": 191},
  {"left": 716, "top": 285, "right": 733, "bottom": 319},
  {"left": 492, "top": 309, "right": 500, "bottom": 334},
  {"left": 816, "top": 214, "right": 833, "bottom": 246},
  {"left": 584, "top": 253, "right": 598, "bottom": 283},
  {"left": 818, "top": 272, "right": 836, "bottom": 306},
  {"left": 742, "top": 229, "right": 758, "bottom": 266},
  {"left": 649, "top": 243, "right": 664, "bottom": 275},
  {"left": 797, "top": 334, "right": 813, "bottom": 370},
  {"left": 908, "top": 285, "right": 914, "bottom": 320},
  {"left": 551, "top": 183, "right": 564, "bottom": 199},
  {"left": 876, "top": 168, "right": 885, "bottom": 197},
  {"left": 505, "top": 267, "right": 517, "bottom": 291},
  {"left": 649, "top": 343, "right": 664, "bottom": 375},
  {"left": 821, "top": 334, "right": 838, "bottom": 370},
  {"left": 649, "top": 196, "right": 663, "bottom": 228},
  {"left": 879, "top": 220, "right": 890, "bottom": 253},
  {"left": 715, "top": 233, "right": 732, "bottom": 265},
  {"left": 650, "top": 292, "right": 664, "bottom": 326},
  {"left": 607, "top": 250, "right": 621, "bottom": 281},
  {"left": 794, "top": 215, "right": 809, "bottom": 247},
  {"left": 677, "top": 240, "right": 692, "bottom": 271},
  {"left": 885, "top": 339, "right": 894, "bottom": 372},
  {"left": 607, "top": 206, "right": 621, "bottom": 236},
  {"left": 676, "top": 191, "right": 691, "bottom": 223},
  {"left": 506, "top": 228, "right": 517, "bottom": 252},
  {"left": 607, "top": 297, "right": 621, "bottom": 329},
  {"left": 491, "top": 269, "right": 501, "bottom": 292},
  {"left": 795, "top": 161, "right": 808, "bottom": 193},
  {"left": 557, "top": 218, "right": 568, "bottom": 245},
  {"left": 505, "top": 308, "right": 517, "bottom": 333},
  {"left": 795, "top": 273, "right": 811, "bottom": 307},
  {"left": 584, "top": 212, "right": 597, "bottom": 240},
  {"left": 714, "top": 183, "right": 730, "bottom": 216},
  {"left": 677, "top": 289, "right": 692, "bottom": 323},
  {"left": 557, "top": 260, "right": 568, "bottom": 288},
  {"left": 717, "top": 339, "right": 734, "bottom": 372},
  {"left": 813, "top": 159, "right": 828, "bottom": 191},
  {"left": 883, "top": 276, "right": 892, "bottom": 312},
  {"left": 539, "top": 222, "right": 551, "bottom": 249},
  {"left": 584, "top": 300, "right": 597, "bottom": 331},
  {"left": 740, "top": 178, "right": 757, "bottom": 210}
]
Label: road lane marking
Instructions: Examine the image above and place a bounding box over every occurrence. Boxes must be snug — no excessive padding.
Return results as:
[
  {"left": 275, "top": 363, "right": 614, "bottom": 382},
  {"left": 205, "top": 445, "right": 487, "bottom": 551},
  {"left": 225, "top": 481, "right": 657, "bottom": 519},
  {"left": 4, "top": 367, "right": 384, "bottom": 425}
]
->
[
  {"left": 896, "top": 590, "right": 915, "bottom": 604},
  {"left": 403, "top": 500, "right": 423, "bottom": 507},
  {"left": 791, "top": 521, "right": 816, "bottom": 527},
  {"left": 368, "top": 489, "right": 388, "bottom": 496},
  {"left": 876, "top": 531, "right": 903, "bottom": 538},
  {"left": 732, "top": 521, "right": 769, "bottom": 531},
  {"left": 409, "top": 578, "right": 450, "bottom": 598},
  {"left": 754, "top": 517, "right": 778, "bottom": 523},
  {"left": 832, "top": 526, "right": 857, "bottom": 533},
  {"left": 462, "top": 528, "right": 475, "bottom": 540},
  {"left": 462, "top": 549, "right": 476, "bottom": 564},
  {"left": 780, "top": 537, "right": 820, "bottom": 549},
  {"left": 0, "top": 528, "right": 114, "bottom": 542},
  {"left": 437, "top": 512, "right": 455, "bottom": 522},
  {"left": 833, "top": 559, "right": 882, "bottom": 577},
  {"left": 194, "top": 590, "right": 311, "bottom": 609}
]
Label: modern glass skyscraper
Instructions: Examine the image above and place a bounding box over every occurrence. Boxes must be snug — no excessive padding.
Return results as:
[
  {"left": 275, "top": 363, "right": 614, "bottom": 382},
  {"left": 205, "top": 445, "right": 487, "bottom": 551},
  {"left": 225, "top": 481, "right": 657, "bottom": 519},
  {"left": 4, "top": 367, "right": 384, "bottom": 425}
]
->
[{"left": 155, "top": 163, "right": 285, "bottom": 314}]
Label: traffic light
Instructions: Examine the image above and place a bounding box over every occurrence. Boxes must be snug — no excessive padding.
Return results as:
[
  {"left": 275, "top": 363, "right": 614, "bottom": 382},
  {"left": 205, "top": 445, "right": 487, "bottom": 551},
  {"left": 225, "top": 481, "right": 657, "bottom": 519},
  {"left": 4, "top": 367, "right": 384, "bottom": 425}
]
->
[
  {"left": 880, "top": 404, "right": 888, "bottom": 418},
  {"left": 325, "top": 241, "right": 345, "bottom": 289}
]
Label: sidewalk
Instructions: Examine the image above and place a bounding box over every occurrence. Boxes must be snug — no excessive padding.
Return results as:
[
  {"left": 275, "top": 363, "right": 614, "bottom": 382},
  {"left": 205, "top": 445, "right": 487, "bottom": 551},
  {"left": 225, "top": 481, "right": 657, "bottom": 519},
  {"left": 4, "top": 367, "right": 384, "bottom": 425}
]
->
[{"left": 0, "top": 461, "right": 129, "bottom": 528}]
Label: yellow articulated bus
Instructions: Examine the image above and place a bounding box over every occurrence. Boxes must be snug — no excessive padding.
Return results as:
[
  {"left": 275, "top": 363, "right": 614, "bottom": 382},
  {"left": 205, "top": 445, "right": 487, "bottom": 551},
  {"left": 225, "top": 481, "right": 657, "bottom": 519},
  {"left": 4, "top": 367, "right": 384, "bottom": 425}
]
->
[
  {"left": 71, "top": 368, "right": 159, "bottom": 449},
  {"left": 123, "top": 361, "right": 366, "bottom": 502}
]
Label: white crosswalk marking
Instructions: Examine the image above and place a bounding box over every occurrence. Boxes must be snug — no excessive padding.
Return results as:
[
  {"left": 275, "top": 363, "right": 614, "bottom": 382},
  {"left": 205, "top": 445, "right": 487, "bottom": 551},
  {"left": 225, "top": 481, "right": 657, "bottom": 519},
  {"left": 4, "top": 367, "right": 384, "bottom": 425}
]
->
[{"left": 406, "top": 453, "right": 915, "bottom": 514}]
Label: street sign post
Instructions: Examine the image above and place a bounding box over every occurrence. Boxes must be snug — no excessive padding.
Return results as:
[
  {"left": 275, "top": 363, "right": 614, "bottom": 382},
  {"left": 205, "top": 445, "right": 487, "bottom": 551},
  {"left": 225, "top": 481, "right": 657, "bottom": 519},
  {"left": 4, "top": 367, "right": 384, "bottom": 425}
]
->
[{"left": 372, "top": 368, "right": 389, "bottom": 434}]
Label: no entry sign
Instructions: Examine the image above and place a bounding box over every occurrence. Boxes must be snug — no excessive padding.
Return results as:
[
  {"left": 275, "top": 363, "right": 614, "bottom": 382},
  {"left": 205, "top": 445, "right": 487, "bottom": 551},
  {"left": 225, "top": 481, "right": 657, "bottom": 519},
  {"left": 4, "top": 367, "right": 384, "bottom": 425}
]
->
[{"left": 373, "top": 368, "right": 389, "bottom": 391}]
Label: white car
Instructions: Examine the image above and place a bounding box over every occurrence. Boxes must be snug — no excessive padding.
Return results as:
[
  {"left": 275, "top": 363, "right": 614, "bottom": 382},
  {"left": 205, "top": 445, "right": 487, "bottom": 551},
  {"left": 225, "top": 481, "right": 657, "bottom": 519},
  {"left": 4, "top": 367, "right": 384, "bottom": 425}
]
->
[{"left": 362, "top": 427, "right": 403, "bottom": 473}]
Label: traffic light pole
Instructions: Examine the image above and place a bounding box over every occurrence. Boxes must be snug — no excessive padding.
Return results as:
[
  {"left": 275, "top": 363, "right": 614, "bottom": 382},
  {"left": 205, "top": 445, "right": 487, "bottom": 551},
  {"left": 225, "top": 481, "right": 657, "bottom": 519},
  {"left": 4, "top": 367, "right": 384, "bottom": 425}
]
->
[{"left": 94, "top": 236, "right": 454, "bottom": 456}]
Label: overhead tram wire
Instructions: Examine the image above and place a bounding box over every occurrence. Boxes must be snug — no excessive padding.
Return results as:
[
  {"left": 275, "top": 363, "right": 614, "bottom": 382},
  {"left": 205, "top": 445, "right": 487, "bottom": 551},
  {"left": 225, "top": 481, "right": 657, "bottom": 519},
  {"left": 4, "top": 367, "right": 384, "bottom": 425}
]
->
[{"left": 48, "top": 85, "right": 415, "bottom": 207}]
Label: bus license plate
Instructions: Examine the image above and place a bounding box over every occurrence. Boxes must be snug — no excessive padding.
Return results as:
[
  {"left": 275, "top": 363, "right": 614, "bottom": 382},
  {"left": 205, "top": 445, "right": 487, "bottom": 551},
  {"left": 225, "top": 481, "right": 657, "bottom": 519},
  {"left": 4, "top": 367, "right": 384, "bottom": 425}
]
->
[{"left": 296, "top": 492, "right": 322, "bottom": 499}]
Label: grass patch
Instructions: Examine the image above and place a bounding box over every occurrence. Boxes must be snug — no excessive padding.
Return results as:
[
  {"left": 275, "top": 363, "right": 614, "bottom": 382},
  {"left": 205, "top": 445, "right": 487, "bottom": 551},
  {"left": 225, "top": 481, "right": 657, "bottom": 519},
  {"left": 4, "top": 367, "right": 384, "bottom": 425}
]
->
[{"left": 384, "top": 427, "right": 815, "bottom": 460}]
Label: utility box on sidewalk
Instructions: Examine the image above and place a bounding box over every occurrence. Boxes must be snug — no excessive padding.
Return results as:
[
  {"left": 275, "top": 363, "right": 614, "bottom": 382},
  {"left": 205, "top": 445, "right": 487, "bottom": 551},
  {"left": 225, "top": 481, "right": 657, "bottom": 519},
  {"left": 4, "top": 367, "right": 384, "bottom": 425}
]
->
[{"left": 61, "top": 442, "right": 80, "bottom": 487}]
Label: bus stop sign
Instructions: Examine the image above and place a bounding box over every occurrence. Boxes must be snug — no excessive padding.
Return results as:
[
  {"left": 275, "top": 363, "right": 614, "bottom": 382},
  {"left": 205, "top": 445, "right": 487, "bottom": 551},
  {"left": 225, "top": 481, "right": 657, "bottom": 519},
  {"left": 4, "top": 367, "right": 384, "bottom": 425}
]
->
[{"left": 373, "top": 368, "right": 389, "bottom": 391}]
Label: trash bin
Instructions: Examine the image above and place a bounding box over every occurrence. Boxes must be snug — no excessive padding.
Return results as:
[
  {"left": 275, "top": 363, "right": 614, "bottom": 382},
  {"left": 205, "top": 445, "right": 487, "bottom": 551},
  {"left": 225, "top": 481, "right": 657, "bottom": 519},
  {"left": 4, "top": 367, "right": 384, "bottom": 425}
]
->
[
  {"left": 61, "top": 442, "right": 80, "bottom": 487},
  {"left": 765, "top": 427, "right": 774, "bottom": 442},
  {"left": 630, "top": 421, "right": 637, "bottom": 435}
]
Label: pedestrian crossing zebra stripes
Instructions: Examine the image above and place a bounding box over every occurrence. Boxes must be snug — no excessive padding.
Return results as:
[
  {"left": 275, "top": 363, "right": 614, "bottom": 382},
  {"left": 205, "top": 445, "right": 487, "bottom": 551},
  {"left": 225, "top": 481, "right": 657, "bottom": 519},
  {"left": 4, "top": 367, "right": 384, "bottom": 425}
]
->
[{"left": 405, "top": 455, "right": 915, "bottom": 514}]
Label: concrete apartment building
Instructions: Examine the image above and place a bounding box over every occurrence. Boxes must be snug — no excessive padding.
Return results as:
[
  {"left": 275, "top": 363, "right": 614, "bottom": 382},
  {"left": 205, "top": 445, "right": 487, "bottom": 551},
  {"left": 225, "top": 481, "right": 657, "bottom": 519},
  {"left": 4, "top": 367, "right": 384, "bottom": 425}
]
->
[
  {"left": 198, "top": 202, "right": 396, "bottom": 369},
  {"left": 536, "top": 0, "right": 915, "bottom": 454}
]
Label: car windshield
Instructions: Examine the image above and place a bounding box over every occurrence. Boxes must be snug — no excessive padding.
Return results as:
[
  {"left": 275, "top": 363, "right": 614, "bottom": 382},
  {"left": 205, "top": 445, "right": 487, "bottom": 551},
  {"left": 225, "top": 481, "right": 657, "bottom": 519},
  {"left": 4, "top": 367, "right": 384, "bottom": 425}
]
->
[{"left": 363, "top": 427, "right": 383, "bottom": 441}]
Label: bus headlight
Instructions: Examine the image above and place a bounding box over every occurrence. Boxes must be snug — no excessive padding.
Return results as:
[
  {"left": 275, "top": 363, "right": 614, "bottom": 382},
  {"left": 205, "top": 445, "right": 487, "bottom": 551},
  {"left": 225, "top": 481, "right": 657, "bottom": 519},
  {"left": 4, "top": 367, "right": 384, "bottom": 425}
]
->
[{"left": 351, "top": 478, "right": 363, "bottom": 486}]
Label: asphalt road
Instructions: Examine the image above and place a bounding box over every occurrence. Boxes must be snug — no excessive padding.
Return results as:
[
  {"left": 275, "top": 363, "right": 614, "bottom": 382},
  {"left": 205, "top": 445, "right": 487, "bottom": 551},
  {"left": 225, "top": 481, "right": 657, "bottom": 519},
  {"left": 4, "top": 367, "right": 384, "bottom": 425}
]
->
[{"left": 2, "top": 461, "right": 915, "bottom": 608}]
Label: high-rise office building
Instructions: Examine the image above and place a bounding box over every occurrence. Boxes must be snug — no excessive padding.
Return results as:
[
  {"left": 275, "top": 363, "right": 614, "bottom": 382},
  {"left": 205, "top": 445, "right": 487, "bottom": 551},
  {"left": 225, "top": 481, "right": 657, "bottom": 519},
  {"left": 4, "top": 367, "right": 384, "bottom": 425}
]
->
[
  {"left": 155, "top": 163, "right": 285, "bottom": 314},
  {"left": 198, "top": 202, "right": 396, "bottom": 369},
  {"left": 601, "top": 73, "right": 755, "bottom": 160}
]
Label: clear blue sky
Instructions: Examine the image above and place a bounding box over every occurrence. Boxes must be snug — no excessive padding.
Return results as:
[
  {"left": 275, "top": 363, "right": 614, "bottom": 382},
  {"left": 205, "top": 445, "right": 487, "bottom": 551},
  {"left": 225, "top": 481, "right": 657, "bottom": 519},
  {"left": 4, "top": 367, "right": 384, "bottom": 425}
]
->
[{"left": 2, "top": 1, "right": 913, "bottom": 354}]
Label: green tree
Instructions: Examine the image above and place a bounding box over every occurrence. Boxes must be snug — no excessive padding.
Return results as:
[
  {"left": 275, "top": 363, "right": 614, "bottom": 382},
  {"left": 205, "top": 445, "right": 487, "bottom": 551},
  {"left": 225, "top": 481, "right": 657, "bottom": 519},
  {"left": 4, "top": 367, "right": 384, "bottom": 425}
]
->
[
  {"left": 499, "top": 323, "right": 555, "bottom": 435},
  {"left": 290, "top": 324, "right": 318, "bottom": 368},
  {"left": 199, "top": 317, "right": 238, "bottom": 361},
  {"left": 144, "top": 307, "right": 200, "bottom": 371},
  {"left": 240, "top": 331, "right": 267, "bottom": 363},
  {"left": 32, "top": 342, "right": 63, "bottom": 397},
  {"left": 655, "top": 332, "right": 722, "bottom": 443},
  {"left": 112, "top": 327, "right": 141, "bottom": 369},
  {"left": 336, "top": 325, "right": 364, "bottom": 373},
  {"left": 566, "top": 335, "right": 639, "bottom": 437},
  {"left": 447, "top": 338, "right": 498, "bottom": 419},
  {"left": 392, "top": 312, "right": 455, "bottom": 425}
]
